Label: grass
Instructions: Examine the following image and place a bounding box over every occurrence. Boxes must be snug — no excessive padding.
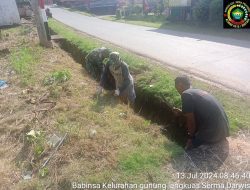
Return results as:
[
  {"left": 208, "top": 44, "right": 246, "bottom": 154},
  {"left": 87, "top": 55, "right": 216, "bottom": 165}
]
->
[
  {"left": 2, "top": 19, "right": 250, "bottom": 190},
  {"left": 26, "top": 130, "right": 46, "bottom": 158},
  {"left": 118, "top": 139, "right": 182, "bottom": 175},
  {"left": 43, "top": 70, "right": 71, "bottom": 85},
  {"left": 191, "top": 79, "right": 250, "bottom": 133},
  {"left": 63, "top": 7, "right": 93, "bottom": 17},
  {"left": 50, "top": 20, "right": 98, "bottom": 53},
  {"left": 119, "top": 151, "right": 162, "bottom": 173},
  {"left": 49, "top": 19, "right": 181, "bottom": 106},
  {"left": 49, "top": 77, "right": 177, "bottom": 185},
  {"left": 10, "top": 46, "right": 42, "bottom": 85},
  {"left": 136, "top": 70, "right": 181, "bottom": 106},
  {"left": 102, "top": 15, "right": 164, "bottom": 28},
  {"left": 48, "top": 19, "right": 250, "bottom": 133},
  {"left": 1, "top": 24, "right": 181, "bottom": 189}
]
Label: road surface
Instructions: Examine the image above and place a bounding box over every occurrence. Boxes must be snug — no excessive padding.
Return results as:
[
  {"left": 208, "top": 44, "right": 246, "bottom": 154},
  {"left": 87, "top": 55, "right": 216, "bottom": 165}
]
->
[{"left": 50, "top": 7, "right": 250, "bottom": 95}]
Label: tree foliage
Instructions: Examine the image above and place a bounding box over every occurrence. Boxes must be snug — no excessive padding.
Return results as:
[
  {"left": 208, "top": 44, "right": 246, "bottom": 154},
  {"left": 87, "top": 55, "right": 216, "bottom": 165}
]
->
[
  {"left": 209, "top": 0, "right": 223, "bottom": 25},
  {"left": 192, "top": 0, "right": 223, "bottom": 25},
  {"left": 192, "top": 0, "right": 210, "bottom": 22}
]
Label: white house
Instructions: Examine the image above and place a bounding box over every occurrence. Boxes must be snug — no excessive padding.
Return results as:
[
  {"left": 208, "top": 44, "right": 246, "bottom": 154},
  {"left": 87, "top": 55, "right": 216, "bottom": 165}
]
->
[{"left": 0, "top": 0, "right": 20, "bottom": 27}]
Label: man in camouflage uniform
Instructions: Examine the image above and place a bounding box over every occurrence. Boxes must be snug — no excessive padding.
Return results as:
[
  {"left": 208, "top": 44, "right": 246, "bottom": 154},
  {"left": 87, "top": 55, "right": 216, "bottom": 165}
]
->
[
  {"left": 99, "top": 52, "right": 136, "bottom": 104},
  {"left": 85, "top": 47, "right": 111, "bottom": 80}
]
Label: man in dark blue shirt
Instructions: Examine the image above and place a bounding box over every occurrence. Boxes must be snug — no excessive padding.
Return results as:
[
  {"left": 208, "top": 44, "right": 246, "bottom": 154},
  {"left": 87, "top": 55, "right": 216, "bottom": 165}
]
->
[{"left": 173, "top": 75, "right": 229, "bottom": 149}]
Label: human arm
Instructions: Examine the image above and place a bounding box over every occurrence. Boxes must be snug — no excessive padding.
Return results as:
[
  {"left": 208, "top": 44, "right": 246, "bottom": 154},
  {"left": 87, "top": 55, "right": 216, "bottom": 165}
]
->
[
  {"left": 184, "top": 113, "right": 196, "bottom": 149},
  {"left": 181, "top": 93, "right": 196, "bottom": 149},
  {"left": 172, "top": 107, "right": 182, "bottom": 116},
  {"left": 114, "top": 89, "right": 120, "bottom": 96},
  {"left": 172, "top": 107, "right": 196, "bottom": 149},
  {"left": 184, "top": 113, "right": 196, "bottom": 136}
]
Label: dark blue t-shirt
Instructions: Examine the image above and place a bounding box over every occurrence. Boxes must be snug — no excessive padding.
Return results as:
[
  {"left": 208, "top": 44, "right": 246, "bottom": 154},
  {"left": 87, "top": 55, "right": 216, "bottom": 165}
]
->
[{"left": 182, "top": 88, "right": 229, "bottom": 143}]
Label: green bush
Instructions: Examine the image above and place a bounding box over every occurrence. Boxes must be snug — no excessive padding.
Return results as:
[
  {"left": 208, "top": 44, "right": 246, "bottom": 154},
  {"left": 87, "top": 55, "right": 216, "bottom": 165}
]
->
[
  {"left": 155, "top": 0, "right": 164, "bottom": 15},
  {"left": 192, "top": 0, "right": 222, "bottom": 25},
  {"left": 44, "top": 70, "right": 71, "bottom": 85},
  {"left": 116, "top": 9, "right": 122, "bottom": 19},
  {"left": 26, "top": 130, "right": 46, "bottom": 158},
  {"left": 192, "top": 0, "right": 210, "bottom": 23},
  {"left": 209, "top": 0, "right": 223, "bottom": 25},
  {"left": 133, "top": 5, "right": 143, "bottom": 15},
  {"left": 124, "top": 6, "right": 132, "bottom": 18}
]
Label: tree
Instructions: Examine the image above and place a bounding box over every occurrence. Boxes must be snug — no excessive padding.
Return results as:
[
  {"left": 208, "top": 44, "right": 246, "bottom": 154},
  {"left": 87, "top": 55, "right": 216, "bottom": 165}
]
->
[
  {"left": 192, "top": 0, "right": 210, "bottom": 23},
  {"left": 209, "top": 0, "right": 223, "bottom": 25}
]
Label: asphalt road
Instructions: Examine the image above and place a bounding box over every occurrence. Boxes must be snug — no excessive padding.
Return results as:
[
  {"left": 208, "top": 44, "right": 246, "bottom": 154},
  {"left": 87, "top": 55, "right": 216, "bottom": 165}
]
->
[{"left": 50, "top": 7, "right": 250, "bottom": 95}]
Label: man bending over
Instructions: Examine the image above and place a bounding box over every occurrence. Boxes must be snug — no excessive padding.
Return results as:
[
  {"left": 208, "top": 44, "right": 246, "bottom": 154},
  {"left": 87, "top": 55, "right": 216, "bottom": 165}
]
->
[{"left": 174, "top": 75, "right": 229, "bottom": 149}]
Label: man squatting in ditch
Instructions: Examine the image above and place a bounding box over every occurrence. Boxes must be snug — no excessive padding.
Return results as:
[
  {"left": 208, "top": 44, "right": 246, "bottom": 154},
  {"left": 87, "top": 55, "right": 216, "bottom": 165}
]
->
[
  {"left": 97, "top": 52, "right": 136, "bottom": 105},
  {"left": 173, "top": 75, "right": 229, "bottom": 150}
]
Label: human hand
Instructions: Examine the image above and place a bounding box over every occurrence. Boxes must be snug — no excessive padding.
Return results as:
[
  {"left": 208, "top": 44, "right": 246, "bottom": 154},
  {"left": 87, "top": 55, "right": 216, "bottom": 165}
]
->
[
  {"left": 185, "top": 139, "right": 193, "bottom": 150},
  {"left": 172, "top": 107, "right": 182, "bottom": 116},
  {"left": 115, "top": 89, "right": 120, "bottom": 96}
]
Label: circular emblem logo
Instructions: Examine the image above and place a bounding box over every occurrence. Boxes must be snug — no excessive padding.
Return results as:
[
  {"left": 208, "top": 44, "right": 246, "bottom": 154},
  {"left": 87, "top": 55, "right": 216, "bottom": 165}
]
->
[{"left": 224, "top": 1, "right": 250, "bottom": 28}]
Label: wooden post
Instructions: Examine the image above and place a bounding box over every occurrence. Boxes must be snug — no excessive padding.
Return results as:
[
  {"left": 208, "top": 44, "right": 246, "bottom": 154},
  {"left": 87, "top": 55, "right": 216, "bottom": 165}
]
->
[{"left": 31, "top": 0, "right": 51, "bottom": 47}]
